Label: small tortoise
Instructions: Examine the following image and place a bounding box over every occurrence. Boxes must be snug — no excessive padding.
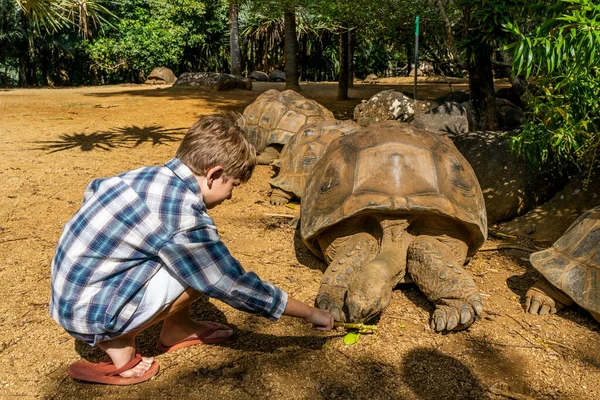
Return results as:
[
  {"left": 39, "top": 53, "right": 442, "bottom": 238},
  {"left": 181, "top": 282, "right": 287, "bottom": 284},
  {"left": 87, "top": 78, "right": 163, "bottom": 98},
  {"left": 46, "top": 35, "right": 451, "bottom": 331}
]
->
[
  {"left": 269, "top": 118, "right": 359, "bottom": 206},
  {"left": 301, "top": 121, "right": 488, "bottom": 331},
  {"left": 242, "top": 89, "right": 334, "bottom": 165},
  {"left": 525, "top": 205, "right": 600, "bottom": 322}
]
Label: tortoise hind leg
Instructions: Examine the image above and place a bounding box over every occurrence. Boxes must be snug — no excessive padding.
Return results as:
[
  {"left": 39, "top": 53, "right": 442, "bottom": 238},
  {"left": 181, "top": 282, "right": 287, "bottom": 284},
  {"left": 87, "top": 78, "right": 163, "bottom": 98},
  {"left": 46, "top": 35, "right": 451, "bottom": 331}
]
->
[
  {"left": 257, "top": 145, "right": 282, "bottom": 165},
  {"left": 407, "top": 236, "right": 483, "bottom": 332},
  {"left": 525, "top": 277, "right": 574, "bottom": 316},
  {"left": 270, "top": 188, "right": 294, "bottom": 206},
  {"left": 316, "top": 232, "right": 379, "bottom": 322}
]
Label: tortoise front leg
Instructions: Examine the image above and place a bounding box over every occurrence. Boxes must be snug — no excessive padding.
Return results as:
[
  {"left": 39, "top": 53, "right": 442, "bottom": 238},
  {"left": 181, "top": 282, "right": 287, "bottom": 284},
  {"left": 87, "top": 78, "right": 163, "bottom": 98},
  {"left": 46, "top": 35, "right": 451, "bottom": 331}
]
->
[
  {"left": 316, "top": 232, "right": 379, "bottom": 322},
  {"left": 407, "top": 236, "right": 483, "bottom": 332}
]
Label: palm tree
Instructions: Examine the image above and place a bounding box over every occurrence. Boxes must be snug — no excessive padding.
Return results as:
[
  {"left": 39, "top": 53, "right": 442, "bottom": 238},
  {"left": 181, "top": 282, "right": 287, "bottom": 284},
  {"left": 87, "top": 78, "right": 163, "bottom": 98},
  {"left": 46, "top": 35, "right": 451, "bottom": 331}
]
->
[
  {"left": 229, "top": 1, "right": 242, "bottom": 75},
  {"left": 283, "top": 7, "right": 300, "bottom": 91},
  {"left": 13, "top": 0, "right": 114, "bottom": 86}
]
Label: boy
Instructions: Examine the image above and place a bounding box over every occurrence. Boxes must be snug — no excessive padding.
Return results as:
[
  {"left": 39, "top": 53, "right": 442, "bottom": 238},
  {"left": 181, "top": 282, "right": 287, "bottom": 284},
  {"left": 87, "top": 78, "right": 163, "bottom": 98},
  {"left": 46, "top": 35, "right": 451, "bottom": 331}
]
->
[{"left": 50, "top": 113, "right": 333, "bottom": 385}]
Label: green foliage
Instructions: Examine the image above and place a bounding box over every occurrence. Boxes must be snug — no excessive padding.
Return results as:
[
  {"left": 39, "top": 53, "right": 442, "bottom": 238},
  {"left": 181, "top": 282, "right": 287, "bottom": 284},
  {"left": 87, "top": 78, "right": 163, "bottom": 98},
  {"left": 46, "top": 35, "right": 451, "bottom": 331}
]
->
[
  {"left": 504, "top": 0, "right": 600, "bottom": 167},
  {"left": 456, "top": 0, "right": 525, "bottom": 61},
  {"left": 84, "top": 0, "right": 229, "bottom": 82},
  {"left": 86, "top": 19, "right": 184, "bottom": 80}
]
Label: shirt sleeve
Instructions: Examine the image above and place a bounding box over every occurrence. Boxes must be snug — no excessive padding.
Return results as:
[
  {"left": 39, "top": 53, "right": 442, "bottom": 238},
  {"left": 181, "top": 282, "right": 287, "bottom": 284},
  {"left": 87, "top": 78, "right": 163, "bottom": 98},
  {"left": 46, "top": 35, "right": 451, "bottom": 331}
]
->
[{"left": 157, "top": 225, "right": 288, "bottom": 321}]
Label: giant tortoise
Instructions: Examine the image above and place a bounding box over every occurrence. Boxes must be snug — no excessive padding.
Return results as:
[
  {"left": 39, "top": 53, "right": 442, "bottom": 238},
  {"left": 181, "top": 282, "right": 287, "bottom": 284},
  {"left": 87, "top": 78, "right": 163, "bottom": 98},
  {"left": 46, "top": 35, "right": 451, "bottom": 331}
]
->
[
  {"left": 242, "top": 89, "right": 333, "bottom": 165},
  {"left": 269, "top": 118, "right": 359, "bottom": 206},
  {"left": 301, "top": 121, "right": 488, "bottom": 331},
  {"left": 525, "top": 205, "right": 600, "bottom": 322}
]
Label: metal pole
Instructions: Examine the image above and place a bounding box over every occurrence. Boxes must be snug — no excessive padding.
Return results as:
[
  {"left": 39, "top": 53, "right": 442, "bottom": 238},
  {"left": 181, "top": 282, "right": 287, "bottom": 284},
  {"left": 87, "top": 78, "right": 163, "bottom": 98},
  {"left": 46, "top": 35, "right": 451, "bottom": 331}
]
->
[{"left": 414, "top": 16, "right": 419, "bottom": 100}]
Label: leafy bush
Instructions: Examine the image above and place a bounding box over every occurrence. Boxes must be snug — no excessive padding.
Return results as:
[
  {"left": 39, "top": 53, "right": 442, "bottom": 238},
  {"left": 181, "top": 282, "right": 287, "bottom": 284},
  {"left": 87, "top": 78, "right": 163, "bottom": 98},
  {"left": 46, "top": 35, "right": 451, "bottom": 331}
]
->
[
  {"left": 84, "top": 0, "right": 229, "bottom": 83},
  {"left": 504, "top": 0, "right": 600, "bottom": 167}
]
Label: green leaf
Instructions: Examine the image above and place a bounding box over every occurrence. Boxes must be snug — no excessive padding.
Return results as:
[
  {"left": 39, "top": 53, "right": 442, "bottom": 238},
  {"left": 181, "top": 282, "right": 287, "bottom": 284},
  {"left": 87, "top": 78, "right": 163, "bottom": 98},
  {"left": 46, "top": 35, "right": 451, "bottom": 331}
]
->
[{"left": 343, "top": 332, "right": 361, "bottom": 345}]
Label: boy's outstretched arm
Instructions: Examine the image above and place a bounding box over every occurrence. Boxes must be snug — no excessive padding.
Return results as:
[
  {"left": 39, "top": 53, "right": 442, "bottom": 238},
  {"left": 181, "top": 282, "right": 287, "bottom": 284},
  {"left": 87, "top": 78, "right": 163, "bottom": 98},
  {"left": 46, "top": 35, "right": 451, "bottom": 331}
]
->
[{"left": 284, "top": 298, "right": 334, "bottom": 331}]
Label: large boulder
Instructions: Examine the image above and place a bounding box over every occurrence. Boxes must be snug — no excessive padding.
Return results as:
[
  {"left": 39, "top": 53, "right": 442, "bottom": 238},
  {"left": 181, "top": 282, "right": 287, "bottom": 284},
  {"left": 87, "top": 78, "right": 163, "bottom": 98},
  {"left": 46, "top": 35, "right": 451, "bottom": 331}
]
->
[
  {"left": 145, "top": 67, "right": 177, "bottom": 85},
  {"left": 452, "top": 131, "right": 570, "bottom": 225},
  {"left": 173, "top": 72, "right": 252, "bottom": 91},
  {"left": 249, "top": 71, "right": 269, "bottom": 82},
  {"left": 461, "top": 98, "right": 525, "bottom": 131},
  {"left": 411, "top": 102, "right": 469, "bottom": 137},
  {"left": 497, "top": 166, "right": 600, "bottom": 244},
  {"left": 435, "top": 90, "right": 470, "bottom": 105},
  {"left": 269, "top": 70, "right": 286, "bottom": 82},
  {"left": 353, "top": 89, "right": 435, "bottom": 127}
]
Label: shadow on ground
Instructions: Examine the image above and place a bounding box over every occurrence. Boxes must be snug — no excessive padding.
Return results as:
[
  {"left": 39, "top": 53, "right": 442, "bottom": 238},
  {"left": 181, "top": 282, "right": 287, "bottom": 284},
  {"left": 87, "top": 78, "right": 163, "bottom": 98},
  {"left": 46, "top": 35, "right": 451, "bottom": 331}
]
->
[{"left": 32, "top": 125, "right": 185, "bottom": 153}]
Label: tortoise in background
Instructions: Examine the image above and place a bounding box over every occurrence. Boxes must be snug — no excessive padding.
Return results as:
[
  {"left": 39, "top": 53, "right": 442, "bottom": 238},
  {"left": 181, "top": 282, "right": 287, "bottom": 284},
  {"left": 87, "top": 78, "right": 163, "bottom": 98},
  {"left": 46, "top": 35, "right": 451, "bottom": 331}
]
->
[
  {"left": 145, "top": 67, "right": 177, "bottom": 85},
  {"left": 301, "top": 121, "right": 488, "bottom": 331},
  {"left": 269, "top": 118, "right": 359, "bottom": 206},
  {"left": 525, "top": 205, "right": 600, "bottom": 322},
  {"left": 242, "top": 89, "right": 333, "bottom": 165}
]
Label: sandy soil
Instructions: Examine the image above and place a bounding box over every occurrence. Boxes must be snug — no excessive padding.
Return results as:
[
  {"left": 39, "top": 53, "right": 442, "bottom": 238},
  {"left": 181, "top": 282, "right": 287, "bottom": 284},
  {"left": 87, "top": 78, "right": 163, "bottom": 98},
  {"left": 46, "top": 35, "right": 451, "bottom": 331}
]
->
[{"left": 0, "top": 78, "right": 599, "bottom": 400}]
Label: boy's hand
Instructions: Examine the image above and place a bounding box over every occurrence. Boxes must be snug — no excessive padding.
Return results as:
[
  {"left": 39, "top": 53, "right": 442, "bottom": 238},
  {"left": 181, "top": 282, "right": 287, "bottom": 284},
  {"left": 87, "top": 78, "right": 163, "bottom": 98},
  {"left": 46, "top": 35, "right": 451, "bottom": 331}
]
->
[
  {"left": 283, "top": 298, "right": 334, "bottom": 331},
  {"left": 304, "top": 307, "right": 334, "bottom": 331}
]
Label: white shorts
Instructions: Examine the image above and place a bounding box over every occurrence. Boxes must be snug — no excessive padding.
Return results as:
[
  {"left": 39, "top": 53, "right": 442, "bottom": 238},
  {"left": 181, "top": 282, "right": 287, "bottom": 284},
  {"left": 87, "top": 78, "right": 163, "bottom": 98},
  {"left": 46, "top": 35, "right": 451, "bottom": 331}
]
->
[
  {"left": 126, "top": 266, "right": 189, "bottom": 330},
  {"left": 90, "top": 266, "right": 189, "bottom": 345}
]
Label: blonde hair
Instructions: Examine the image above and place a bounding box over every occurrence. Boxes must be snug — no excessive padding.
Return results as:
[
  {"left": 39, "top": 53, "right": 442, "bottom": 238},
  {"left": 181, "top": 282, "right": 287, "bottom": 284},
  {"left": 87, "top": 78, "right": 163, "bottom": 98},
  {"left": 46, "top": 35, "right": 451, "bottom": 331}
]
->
[{"left": 176, "top": 112, "right": 256, "bottom": 182}]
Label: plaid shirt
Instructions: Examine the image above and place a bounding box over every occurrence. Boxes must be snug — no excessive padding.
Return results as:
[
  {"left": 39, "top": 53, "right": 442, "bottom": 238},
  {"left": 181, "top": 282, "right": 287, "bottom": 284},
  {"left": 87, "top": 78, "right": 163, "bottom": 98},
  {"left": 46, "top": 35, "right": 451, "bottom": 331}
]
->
[{"left": 50, "top": 158, "right": 287, "bottom": 339}]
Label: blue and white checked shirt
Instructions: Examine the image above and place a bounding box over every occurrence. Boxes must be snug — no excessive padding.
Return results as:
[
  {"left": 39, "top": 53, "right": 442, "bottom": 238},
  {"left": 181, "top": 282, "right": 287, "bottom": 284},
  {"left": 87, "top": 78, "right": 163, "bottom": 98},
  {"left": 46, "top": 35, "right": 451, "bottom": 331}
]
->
[{"left": 50, "top": 158, "right": 287, "bottom": 342}]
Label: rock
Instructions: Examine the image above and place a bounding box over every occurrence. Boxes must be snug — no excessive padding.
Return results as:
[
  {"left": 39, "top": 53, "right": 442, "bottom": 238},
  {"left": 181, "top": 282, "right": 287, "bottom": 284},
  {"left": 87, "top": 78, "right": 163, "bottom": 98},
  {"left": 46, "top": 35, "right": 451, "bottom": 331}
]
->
[
  {"left": 495, "top": 87, "right": 526, "bottom": 109},
  {"left": 452, "top": 131, "right": 570, "bottom": 224},
  {"left": 435, "top": 91, "right": 470, "bottom": 105},
  {"left": 269, "top": 70, "right": 286, "bottom": 82},
  {"left": 173, "top": 72, "right": 252, "bottom": 91},
  {"left": 363, "top": 74, "right": 379, "bottom": 84},
  {"left": 145, "top": 67, "right": 177, "bottom": 85},
  {"left": 248, "top": 71, "right": 269, "bottom": 82},
  {"left": 461, "top": 98, "right": 525, "bottom": 131},
  {"left": 411, "top": 102, "right": 469, "bottom": 137},
  {"left": 497, "top": 166, "right": 600, "bottom": 243},
  {"left": 353, "top": 89, "right": 415, "bottom": 127}
]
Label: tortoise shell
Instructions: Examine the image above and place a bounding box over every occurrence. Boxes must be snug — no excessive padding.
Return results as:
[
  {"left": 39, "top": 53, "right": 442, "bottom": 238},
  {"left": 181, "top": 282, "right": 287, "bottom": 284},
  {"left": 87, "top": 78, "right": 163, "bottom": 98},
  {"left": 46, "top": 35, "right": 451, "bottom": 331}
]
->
[
  {"left": 242, "top": 89, "right": 334, "bottom": 153},
  {"left": 530, "top": 205, "right": 600, "bottom": 315},
  {"left": 270, "top": 118, "right": 359, "bottom": 198},
  {"left": 301, "top": 121, "right": 487, "bottom": 257}
]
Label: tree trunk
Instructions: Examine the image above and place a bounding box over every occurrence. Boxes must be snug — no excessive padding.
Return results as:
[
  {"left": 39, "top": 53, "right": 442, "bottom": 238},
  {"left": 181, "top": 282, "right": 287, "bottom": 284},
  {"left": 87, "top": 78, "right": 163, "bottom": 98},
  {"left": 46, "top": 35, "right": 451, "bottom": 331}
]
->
[
  {"left": 462, "top": 6, "right": 498, "bottom": 131},
  {"left": 229, "top": 3, "right": 242, "bottom": 76},
  {"left": 467, "top": 41, "right": 498, "bottom": 130},
  {"left": 284, "top": 9, "right": 300, "bottom": 91},
  {"left": 347, "top": 29, "right": 355, "bottom": 88},
  {"left": 337, "top": 29, "right": 349, "bottom": 100}
]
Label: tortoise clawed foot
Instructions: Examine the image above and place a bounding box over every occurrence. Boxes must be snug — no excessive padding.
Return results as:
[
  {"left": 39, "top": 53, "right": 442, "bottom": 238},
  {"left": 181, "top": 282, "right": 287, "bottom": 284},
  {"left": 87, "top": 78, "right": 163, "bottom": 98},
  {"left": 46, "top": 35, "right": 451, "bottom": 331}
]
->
[
  {"left": 269, "top": 195, "right": 287, "bottom": 206},
  {"left": 524, "top": 278, "right": 571, "bottom": 316},
  {"left": 315, "top": 293, "right": 346, "bottom": 322},
  {"left": 525, "top": 288, "right": 557, "bottom": 316},
  {"left": 431, "top": 295, "right": 483, "bottom": 332}
]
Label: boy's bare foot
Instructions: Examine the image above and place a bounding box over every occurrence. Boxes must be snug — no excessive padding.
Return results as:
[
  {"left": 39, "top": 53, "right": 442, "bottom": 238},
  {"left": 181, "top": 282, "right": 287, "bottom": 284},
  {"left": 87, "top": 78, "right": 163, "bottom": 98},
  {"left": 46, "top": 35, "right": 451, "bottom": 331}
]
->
[{"left": 92, "top": 335, "right": 158, "bottom": 381}]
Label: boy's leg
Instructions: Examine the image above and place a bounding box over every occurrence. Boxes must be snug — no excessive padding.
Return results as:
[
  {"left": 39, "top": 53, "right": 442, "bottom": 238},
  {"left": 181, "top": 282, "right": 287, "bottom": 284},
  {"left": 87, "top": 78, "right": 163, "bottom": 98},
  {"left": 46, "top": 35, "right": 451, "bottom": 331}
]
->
[{"left": 97, "top": 287, "right": 233, "bottom": 377}]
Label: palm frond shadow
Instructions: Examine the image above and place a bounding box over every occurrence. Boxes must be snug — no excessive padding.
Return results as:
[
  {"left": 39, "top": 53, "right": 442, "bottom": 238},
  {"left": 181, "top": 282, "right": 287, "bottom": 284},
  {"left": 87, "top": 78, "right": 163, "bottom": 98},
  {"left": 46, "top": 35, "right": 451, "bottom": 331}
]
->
[
  {"left": 33, "top": 125, "right": 186, "bottom": 153},
  {"left": 34, "top": 131, "right": 121, "bottom": 153},
  {"left": 115, "top": 125, "right": 186, "bottom": 147}
]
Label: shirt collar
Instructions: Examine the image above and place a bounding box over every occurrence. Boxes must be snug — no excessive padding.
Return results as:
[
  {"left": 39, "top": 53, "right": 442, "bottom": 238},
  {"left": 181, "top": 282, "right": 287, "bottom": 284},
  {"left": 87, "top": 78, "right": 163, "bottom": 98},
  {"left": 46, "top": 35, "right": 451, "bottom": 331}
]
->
[{"left": 165, "top": 158, "right": 202, "bottom": 197}]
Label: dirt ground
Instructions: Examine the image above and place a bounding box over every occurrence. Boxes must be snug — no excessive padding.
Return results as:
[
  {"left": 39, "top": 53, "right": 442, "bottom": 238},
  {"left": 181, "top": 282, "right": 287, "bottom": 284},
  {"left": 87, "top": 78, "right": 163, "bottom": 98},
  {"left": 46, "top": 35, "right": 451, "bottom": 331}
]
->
[{"left": 1, "top": 78, "right": 599, "bottom": 400}]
